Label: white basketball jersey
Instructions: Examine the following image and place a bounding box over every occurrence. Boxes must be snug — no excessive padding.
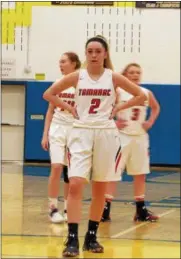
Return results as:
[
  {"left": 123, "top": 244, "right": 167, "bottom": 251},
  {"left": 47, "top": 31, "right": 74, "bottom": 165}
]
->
[
  {"left": 52, "top": 87, "right": 75, "bottom": 125},
  {"left": 116, "top": 87, "right": 149, "bottom": 135},
  {"left": 73, "top": 69, "right": 116, "bottom": 128}
]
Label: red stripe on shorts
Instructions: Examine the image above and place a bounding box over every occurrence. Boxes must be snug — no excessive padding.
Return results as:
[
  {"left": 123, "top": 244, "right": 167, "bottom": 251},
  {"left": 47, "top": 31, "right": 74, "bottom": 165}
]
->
[
  {"left": 67, "top": 149, "right": 71, "bottom": 168},
  {"left": 115, "top": 152, "right": 122, "bottom": 173}
]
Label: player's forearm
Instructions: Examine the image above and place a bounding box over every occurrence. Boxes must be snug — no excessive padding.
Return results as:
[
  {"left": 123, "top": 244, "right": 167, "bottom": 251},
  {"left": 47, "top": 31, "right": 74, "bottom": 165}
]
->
[
  {"left": 116, "top": 94, "right": 146, "bottom": 112},
  {"left": 44, "top": 95, "right": 72, "bottom": 114},
  {"left": 42, "top": 110, "right": 53, "bottom": 137},
  {"left": 147, "top": 106, "right": 160, "bottom": 126}
]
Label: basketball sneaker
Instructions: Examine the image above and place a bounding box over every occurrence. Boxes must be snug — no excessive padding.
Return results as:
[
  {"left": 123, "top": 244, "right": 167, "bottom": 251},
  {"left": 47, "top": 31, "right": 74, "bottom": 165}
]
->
[
  {"left": 64, "top": 210, "right": 68, "bottom": 222},
  {"left": 49, "top": 208, "right": 65, "bottom": 223},
  {"left": 134, "top": 207, "right": 159, "bottom": 222},
  {"left": 83, "top": 232, "right": 104, "bottom": 253},
  {"left": 63, "top": 233, "right": 79, "bottom": 257}
]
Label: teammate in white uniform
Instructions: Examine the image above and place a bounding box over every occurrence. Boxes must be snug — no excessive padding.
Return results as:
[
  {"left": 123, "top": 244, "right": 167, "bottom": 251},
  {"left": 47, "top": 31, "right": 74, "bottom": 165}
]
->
[
  {"left": 43, "top": 37, "right": 147, "bottom": 257},
  {"left": 41, "top": 52, "right": 81, "bottom": 223},
  {"left": 102, "top": 63, "right": 160, "bottom": 222}
]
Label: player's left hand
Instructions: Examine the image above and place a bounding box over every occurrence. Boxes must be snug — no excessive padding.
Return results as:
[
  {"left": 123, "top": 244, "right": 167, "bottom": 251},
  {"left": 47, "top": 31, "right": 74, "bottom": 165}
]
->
[
  {"left": 109, "top": 106, "right": 118, "bottom": 119},
  {"left": 71, "top": 106, "right": 79, "bottom": 119},
  {"left": 115, "top": 119, "right": 128, "bottom": 129},
  {"left": 142, "top": 121, "right": 152, "bottom": 131}
]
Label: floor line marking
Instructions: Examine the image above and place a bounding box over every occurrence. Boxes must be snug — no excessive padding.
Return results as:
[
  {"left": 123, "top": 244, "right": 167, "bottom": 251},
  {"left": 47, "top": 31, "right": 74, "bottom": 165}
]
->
[
  {"left": 111, "top": 209, "right": 176, "bottom": 238},
  {"left": 2, "top": 234, "right": 180, "bottom": 243}
]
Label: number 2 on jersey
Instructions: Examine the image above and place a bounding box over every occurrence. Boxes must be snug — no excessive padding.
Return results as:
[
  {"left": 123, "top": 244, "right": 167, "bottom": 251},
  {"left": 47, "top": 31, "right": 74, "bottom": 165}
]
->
[
  {"left": 131, "top": 108, "right": 140, "bottom": 121},
  {"left": 89, "top": 98, "right": 101, "bottom": 114}
]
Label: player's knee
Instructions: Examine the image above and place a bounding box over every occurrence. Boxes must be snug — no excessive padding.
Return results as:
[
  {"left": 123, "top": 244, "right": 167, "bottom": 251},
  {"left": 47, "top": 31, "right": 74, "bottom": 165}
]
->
[
  {"left": 51, "top": 164, "right": 62, "bottom": 178},
  {"left": 69, "top": 177, "right": 85, "bottom": 199},
  {"left": 92, "top": 181, "right": 107, "bottom": 198},
  {"left": 134, "top": 174, "right": 146, "bottom": 181}
]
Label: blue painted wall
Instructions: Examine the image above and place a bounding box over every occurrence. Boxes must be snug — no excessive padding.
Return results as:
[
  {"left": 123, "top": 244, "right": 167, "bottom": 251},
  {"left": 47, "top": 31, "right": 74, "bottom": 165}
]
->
[
  {"left": 2, "top": 80, "right": 180, "bottom": 165},
  {"left": 142, "top": 84, "right": 180, "bottom": 165},
  {"left": 24, "top": 81, "right": 51, "bottom": 161}
]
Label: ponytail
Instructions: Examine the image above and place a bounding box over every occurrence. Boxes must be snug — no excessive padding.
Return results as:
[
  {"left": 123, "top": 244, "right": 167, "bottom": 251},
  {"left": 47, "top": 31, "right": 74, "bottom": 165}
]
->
[{"left": 96, "top": 35, "right": 114, "bottom": 70}]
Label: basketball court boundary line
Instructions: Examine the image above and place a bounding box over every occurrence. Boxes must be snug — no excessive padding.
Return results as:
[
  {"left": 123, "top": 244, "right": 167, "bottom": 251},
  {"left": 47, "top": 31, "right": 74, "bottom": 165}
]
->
[
  {"left": 2, "top": 234, "right": 180, "bottom": 243},
  {"left": 111, "top": 209, "right": 176, "bottom": 238}
]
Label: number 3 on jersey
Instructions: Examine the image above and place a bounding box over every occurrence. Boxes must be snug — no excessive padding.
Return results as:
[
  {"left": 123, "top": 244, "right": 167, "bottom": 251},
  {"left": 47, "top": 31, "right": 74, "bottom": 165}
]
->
[
  {"left": 89, "top": 98, "right": 101, "bottom": 114},
  {"left": 131, "top": 108, "right": 140, "bottom": 121}
]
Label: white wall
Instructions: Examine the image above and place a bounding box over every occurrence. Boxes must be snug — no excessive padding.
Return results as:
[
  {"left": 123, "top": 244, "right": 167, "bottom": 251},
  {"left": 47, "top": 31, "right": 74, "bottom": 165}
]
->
[
  {"left": 2, "top": 5, "right": 180, "bottom": 83},
  {"left": 2, "top": 85, "right": 25, "bottom": 161},
  {"left": 2, "top": 85, "right": 25, "bottom": 126},
  {"left": 2, "top": 28, "right": 32, "bottom": 80}
]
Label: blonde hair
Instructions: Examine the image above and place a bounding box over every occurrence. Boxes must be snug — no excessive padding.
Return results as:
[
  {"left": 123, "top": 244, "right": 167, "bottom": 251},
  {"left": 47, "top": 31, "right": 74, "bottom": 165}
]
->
[
  {"left": 83, "top": 35, "right": 114, "bottom": 71},
  {"left": 122, "top": 63, "right": 141, "bottom": 76}
]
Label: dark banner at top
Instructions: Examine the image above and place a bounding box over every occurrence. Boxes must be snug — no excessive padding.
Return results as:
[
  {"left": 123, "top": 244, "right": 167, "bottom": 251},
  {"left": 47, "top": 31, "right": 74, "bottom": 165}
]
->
[
  {"left": 51, "top": 1, "right": 114, "bottom": 6},
  {"left": 135, "top": 1, "right": 180, "bottom": 9}
]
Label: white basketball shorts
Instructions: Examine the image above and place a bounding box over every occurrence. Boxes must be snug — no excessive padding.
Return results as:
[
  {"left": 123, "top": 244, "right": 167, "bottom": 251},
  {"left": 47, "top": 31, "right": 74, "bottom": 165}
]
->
[
  {"left": 67, "top": 127, "right": 122, "bottom": 182},
  {"left": 49, "top": 122, "right": 72, "bottom": 165},
  {"left": 118, "top": 132, "right": 150, "bottom": 175}
]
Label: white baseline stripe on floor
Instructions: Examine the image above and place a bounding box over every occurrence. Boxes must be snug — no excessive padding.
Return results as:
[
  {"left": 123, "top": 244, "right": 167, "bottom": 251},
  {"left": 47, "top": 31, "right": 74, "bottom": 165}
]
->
[{"left": 111, "top": 209, "right": 176, "bottom": 238}]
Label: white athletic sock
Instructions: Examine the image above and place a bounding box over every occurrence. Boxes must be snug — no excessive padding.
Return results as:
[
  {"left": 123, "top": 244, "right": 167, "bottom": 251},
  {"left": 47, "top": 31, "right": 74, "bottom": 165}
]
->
[
  {"left": 48, "top": 197, "right": 58, "bottom": 212},
  {"left": 134, "top": 194, "right": 145, "bottom": 201},
  {"left": 105, "top": 194, "right": 114, "bottom": 200}
]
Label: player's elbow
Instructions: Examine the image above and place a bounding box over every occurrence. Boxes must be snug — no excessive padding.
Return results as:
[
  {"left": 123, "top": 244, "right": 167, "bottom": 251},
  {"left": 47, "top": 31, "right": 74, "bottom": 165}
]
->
[
  {"left": 43, "top": 90, "right": 50, "bottom": 102},
  {"left": 140, "top": 91, "right": 147, "bottom": 103},
  {"left": 153, "top": 102, "right": 161, "bottom": 116},
  {"left": 157, "top": 102, "right": 161, "bottom": 114}
]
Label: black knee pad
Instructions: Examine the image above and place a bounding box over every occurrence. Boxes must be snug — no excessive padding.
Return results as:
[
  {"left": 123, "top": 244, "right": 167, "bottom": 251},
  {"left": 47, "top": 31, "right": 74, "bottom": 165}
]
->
[{"left": 63, "top": 166, "right": 69, "bottom": 183}]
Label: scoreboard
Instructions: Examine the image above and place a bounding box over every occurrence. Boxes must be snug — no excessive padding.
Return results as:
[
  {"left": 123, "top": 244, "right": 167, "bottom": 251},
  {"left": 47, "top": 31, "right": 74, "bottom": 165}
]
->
[{"left": 135, "top": 1, "right": 180, "bottom": 8}]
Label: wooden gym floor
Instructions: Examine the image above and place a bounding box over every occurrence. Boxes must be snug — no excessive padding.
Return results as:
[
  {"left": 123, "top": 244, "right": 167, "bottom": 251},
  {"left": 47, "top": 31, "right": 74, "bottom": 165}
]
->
[{"left": 1, "top": 162, "right": 180, "bottom": 258}]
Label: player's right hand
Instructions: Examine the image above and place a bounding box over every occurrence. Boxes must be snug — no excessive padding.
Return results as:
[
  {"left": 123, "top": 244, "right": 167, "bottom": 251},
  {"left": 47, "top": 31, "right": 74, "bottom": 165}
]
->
[
  {"left": 71, "top": 106, "right": 79, "bottom": 120},
  {"left": 115, "top": 119, "right": 128, "bottom": 129},
  {"left": 41, "top": 136, "right": 49, "bottom": 151}
]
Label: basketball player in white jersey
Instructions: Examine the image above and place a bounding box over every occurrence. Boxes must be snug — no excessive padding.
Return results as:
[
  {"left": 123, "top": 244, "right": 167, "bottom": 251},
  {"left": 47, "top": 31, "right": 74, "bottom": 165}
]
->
[
  {"left": 101, "top": 63, "right": 160, "bottom": 222},
  {"left": 41, "top": 52, "right": 81, "bottom": 223},
  {"left": 43, "top": 37, "right": 147, "bottom": 257}
]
